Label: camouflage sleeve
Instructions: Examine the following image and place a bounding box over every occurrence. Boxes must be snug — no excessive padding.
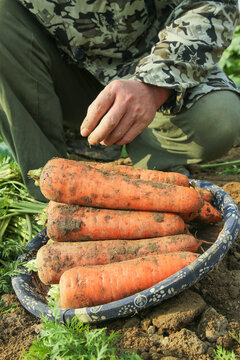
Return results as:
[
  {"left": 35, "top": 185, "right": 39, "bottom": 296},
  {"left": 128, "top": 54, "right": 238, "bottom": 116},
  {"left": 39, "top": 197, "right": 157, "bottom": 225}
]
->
[{"left": 134, "top": 0, "right": 239, "bottom": 114}]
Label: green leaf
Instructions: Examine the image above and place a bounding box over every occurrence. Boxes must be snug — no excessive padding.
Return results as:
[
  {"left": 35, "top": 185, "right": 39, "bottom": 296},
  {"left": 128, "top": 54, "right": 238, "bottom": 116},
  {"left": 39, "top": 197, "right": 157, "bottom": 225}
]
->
[
  {"left": 214, "top": 345, "right": 236, "bottom": 359},
  {"left": 219, "top": 26, "right": 240, "bottom": 87},
  {"left": 21, "top": 315, "right": 141, "bottom": 360},
  {"left": 0, "top": 155, "right": 46, "bottom": 295}
]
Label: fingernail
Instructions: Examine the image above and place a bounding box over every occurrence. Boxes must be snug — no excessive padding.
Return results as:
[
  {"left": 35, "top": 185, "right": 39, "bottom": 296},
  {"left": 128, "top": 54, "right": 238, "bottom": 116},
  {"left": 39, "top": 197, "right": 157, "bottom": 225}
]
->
[{"left": 81, "top": 128, "right": 89, "bottom": 137}]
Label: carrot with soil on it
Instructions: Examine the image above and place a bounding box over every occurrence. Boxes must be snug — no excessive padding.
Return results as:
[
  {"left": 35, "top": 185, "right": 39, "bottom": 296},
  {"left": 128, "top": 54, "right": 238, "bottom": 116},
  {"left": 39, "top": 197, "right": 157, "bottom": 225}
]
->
[
  {"left": 59, "top": 251, "right": 199, "bottom": 309},
  {"left": 46, "top": 201, "right": 186, "bottom": 241},
  {"left": 193, "top": 187, "right": 214, "bottom": 203},
  {"left": 179, "top": 200, "right": 223, "bottom": 224},
  {"left": 31, "top": 158, "right": 203, "bottom": 214},
  {"left": 193, "top": 200, "right": 223, "bottom": 224},
  {"left": 37, "top": 234, "right": 202, "bottom": 284},
  {"left": 82, "top": 161, "right": 190, "bottom": 187}
]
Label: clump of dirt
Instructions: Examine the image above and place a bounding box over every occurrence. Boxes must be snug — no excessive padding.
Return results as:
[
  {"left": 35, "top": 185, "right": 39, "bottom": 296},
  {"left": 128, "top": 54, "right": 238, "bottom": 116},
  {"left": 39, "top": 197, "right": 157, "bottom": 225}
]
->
[
  {"left": 222, "top": 182, "right": 240, "bottom": 206},
  {"left": 1, "top": 146, "right": 240, "bottom": 360}
]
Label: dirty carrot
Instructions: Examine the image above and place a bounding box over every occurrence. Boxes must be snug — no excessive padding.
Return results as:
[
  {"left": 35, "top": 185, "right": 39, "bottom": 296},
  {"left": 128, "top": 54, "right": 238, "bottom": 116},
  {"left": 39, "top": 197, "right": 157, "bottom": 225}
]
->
[
  {"left": 35, "top": 158, "right": 203, "bottom": 213},
  {"left": 46, "top": 201, "right": 186, "bottom": 241},
  {"left": 194, "top": 187, "right": 214, "bottom": 203},
  {"left": 59, "top": 251, "right": 199, "bottom": 308},
  {"left": 179, "top": 200, "right": 223, "bottom": 224},
  {"left": 193, "top": 201, "right": 223, "bottom": 224},
  {"left": 37, "top": 234, "right": 201, "bottom": 284},
  {"left": 82, "top": 161, "right": 190, "bottom": 187}
]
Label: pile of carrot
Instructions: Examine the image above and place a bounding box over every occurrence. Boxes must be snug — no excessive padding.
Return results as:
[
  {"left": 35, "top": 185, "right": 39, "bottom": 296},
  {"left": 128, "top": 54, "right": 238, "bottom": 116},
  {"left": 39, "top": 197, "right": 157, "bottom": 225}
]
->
[{"left": 31, "top": 158, "right": 223, "bottom": 309}]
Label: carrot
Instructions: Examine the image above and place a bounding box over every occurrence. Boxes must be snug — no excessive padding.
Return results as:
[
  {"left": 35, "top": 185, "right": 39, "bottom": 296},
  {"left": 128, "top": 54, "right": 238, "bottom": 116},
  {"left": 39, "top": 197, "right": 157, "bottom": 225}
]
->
[
  {"left": 46, "top": 201, "right": 186, "bottom": 241},
  {"left": 193, "top": 201, "right": 223, "bottom": 224},
  {"left": 178, "top": 211, "right": 199, "bottom": 222},
  {"left": 179, "top": 200, "right": 223, "bottom": 224},
  {"left": 194, "top": 187, "right": 214, "bottom": 203},
  {"left": 59, "top": 251, "right": 199, "bottom": 308},
  {"left": 82, "top": 161, "right": 190, "bottom": 187},
  {"left": 39, "top": 158, "right": 203, "bottom": 213},
  {"left": 37, "top": 234, "right": 201, "bottom": 284}
]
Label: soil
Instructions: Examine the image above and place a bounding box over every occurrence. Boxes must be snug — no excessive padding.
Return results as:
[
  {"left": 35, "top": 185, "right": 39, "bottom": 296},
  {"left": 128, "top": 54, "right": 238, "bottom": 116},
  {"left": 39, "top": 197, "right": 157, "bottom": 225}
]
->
[{"left": 1, "top": 146, "right": 240, "bottom": 360}]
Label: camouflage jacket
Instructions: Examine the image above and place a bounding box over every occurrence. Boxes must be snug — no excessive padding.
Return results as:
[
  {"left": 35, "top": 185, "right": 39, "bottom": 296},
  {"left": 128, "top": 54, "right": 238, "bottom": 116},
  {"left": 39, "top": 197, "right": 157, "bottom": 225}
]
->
[{"left": 17, "top": 0, "right": 240, "bottom": 114}]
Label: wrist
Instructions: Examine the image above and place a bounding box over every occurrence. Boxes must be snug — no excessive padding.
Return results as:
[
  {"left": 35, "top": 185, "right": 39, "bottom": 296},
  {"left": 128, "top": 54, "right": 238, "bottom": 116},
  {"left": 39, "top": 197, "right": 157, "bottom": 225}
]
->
[{"left": 149, "top": 84, "right": 172, "bottom": 110}]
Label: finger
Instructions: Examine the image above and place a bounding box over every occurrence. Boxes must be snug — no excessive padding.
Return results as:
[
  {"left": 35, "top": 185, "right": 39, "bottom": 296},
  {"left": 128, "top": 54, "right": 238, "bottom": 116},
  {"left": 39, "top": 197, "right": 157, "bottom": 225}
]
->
[
  {"left": 80, "top": 88, "right": 115, "bottom": 137},
  {"left": 88, "top": 101, "right": 127, "bottom": 145},
  {"left": 101, "top": 113, "right": 135, "bottom": 146},
  {"left": 116, "top": 120, "right": 149, "bottom": 146}
]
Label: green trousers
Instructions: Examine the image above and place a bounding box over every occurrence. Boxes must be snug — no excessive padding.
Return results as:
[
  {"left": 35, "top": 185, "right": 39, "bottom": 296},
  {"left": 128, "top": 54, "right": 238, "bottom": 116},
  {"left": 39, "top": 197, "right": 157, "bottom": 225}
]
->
[{"left": 1, "top": 0, "right": 240, "bottom": 201}]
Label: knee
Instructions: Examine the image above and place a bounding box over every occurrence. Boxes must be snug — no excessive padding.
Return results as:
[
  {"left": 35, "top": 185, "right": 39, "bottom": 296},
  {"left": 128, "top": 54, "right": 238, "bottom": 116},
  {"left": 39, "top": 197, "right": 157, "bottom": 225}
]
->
[{"left": 187, "top": 91, "right": 240, "bottom": 161}]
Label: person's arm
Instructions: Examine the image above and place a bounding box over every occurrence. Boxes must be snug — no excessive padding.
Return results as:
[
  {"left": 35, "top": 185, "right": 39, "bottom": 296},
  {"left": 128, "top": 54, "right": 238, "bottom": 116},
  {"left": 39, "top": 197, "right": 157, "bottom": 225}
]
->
[
  {"left": 81, "top": 0, "right": 238, "bottom": 145},
  {"left": 134, "top": 0, "right": 239, "bottom": 114}
]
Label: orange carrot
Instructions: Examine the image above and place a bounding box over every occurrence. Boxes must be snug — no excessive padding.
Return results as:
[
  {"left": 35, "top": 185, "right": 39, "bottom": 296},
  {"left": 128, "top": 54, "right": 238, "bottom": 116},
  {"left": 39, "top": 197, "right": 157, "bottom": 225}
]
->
[
  {"left": 194, "top": 187, "right": 214, "bottom": 203},
  {"left": 193, "top": 201, "right": 223, "bottom": 224},
  {"left": 178, "top": 211, "right": 199, "bottom": 222},
  {"left": 82, "top": 161, "right": 189, "bottom": 187},
  {"left": 39, "top": 158, "right": 203, "bottom": 213},
  {"left": 59, "top": 251, "right": 198, "bottom": 308},
  {"left": 46, "top": 201, "right": 186, "bottom": 241},
  {"left": 180, "top": 200, "right": 223, "bottom": 224},
  {"left": 37, "top": 234, "right": 201, "bottom": 284}
]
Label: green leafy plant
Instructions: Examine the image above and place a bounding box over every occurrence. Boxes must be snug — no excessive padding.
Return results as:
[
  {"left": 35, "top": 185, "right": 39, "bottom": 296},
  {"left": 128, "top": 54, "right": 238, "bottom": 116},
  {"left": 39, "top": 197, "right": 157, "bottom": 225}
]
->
[
  {"left": 200, "top": 160, "right": 240, "bottom": 176},
  {"left": 46, "top": 284, "right": 60, "bottom": 307},
  {"left": 229, "top": 329, "right": 240, "bottom": 344},
  {"left": 21, "top": 314, "right": 142, "bottom": 360},
  {"left": 214, "top": 345, "right": 236, "bottom": 360},
  {"left": 23, "top": 258, "right": 38, "bottom": 272},
  {"left": 219, "top": 25, "right": 240, "bottom": 87},
  {"left": 0, "top": 155, "right": 46, "bottom": 294},
  {"left": 0, "top": 259, "right": 26, "bottom": 294},
  {"left": 216, "top": 166, "right": 240, "bottom": 175}
]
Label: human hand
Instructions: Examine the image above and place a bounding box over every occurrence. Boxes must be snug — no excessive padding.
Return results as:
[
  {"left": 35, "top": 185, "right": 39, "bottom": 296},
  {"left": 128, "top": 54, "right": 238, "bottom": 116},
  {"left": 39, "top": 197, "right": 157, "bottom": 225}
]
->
[{"left": 80, "top": 79, "right": 171, "bottom": 146}]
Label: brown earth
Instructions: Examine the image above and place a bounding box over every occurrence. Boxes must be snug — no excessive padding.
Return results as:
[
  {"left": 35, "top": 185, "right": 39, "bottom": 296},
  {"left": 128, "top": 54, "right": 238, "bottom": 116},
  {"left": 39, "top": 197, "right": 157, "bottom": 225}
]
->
[{"left": 1, "top": 146, "right": 240, "bottom": 360}]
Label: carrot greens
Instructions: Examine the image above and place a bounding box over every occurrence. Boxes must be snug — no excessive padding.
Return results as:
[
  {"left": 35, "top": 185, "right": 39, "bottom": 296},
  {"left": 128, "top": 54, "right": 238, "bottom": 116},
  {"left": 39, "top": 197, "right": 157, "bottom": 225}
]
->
[
  {"left": 0, "top": 155, "right": 46, "bottom": 294},
  {"left": 21, "top": 302, "right": 141, "bottom": 360},
  {"left": 200, "top": 160, "right": 240, "bottom": 175}
]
